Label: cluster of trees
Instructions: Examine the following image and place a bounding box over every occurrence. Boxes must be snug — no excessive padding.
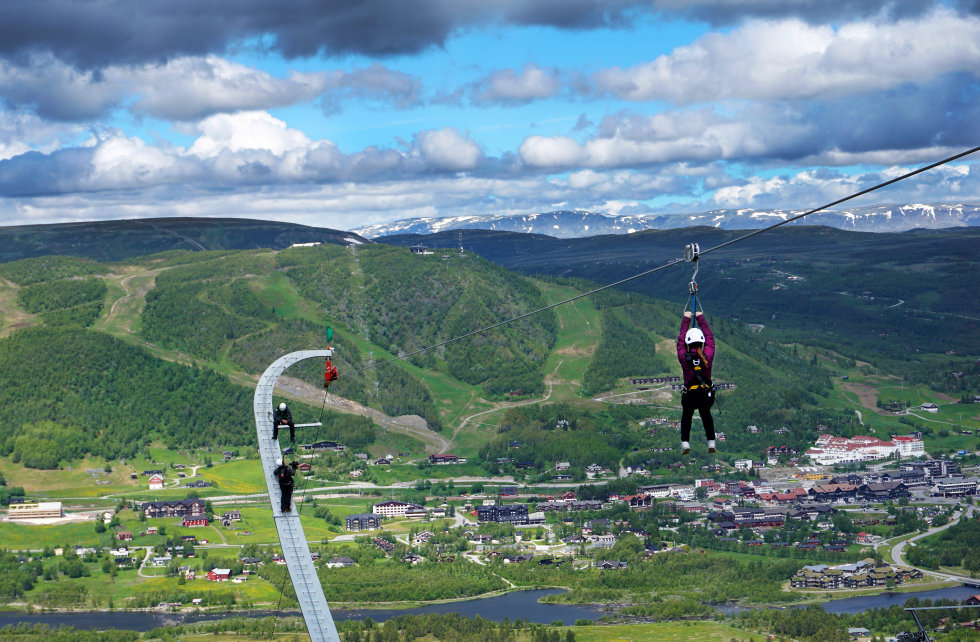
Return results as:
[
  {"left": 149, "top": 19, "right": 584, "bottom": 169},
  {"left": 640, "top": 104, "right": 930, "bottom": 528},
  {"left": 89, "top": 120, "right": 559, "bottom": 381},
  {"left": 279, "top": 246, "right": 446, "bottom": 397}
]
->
[
  {"left": 0, "top": 327, "right": 255, "bottom": 461},
  {"left": 906, "top": 518, "right": 980, "bottom": 572},
  {"left": 316, "top": 558, "right": 506, "bottom": 602},
  {"left": 480, "top": 403, "right": 646, "bottom": 475},
  {"left": 0, "top": 551, "right": 42, "bottom": 601},
  {"left": 736, "top": 598, "right": 979, "bottom": 642},
  {"left": 0, "top": 470, "right": 25, "bottom": 505},
  {"left": 143, "top": 280, "right": 266, "bottom": 360},
  {"left": 17, "top": 278, "right": 106, "bottom": 314},
  {"left": 500, "top": 548, "right": 804, "bottom": 606},
  {"left": 0, "top": 624, "right": 137, "bottom": 642},
  {"left": 337, "top": 614, "right": 575, "bottom": 642},
  {"left": 0, "top": 256, "right": 109, "bottom": 329},
  {"left": 0, "top": 255, "right": 107, "bottom": 285},
  {"left": 581, "top": 305, "right": 671, "bottom": 396},
  {"left": 906, "top": 359, "right": 980, "bottom": 396}
]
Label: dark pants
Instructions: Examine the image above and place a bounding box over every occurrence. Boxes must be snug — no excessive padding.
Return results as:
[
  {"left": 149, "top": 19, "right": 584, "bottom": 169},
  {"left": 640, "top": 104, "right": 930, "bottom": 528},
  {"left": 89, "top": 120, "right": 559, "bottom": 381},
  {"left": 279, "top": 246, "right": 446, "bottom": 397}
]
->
[
  {"left": 279, "top": 483, "right": 293, "bottom": 512},
  {"left": 273, "top": 421, "right": 294, "bottom": 441},
  {"left": 681, "top": 388, "right": 715, "bottom": 442}
]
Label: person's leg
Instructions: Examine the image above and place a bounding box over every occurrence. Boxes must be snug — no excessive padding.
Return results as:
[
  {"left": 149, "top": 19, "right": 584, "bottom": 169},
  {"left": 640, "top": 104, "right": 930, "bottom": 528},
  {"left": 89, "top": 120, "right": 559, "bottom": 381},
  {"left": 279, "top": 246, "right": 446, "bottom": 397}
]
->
[
  {"left": 272, "top": 423, "right": 279, "bottom": 440},
  {"left": 699, "top": 403, "right": 715, "bottom": 440},
  {"left": 290, "top": 425, "right": 295, "bottom": 442},
  {"left": 281, "top": 487, "right": 291, "bottom": 512},
  {"left": 680, "top": 393, "right": 695, "bottom": 452},
  {"left": 699, "top": 394, "right": 716, "bottom": 452}
]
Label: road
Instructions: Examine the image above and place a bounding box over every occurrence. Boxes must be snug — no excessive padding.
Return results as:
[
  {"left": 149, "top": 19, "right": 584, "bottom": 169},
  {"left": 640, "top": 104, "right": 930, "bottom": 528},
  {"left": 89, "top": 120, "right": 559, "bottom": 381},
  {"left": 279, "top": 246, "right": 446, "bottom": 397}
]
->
[{"left": 890, "top": 505, "right": 976, "bottom": 584}]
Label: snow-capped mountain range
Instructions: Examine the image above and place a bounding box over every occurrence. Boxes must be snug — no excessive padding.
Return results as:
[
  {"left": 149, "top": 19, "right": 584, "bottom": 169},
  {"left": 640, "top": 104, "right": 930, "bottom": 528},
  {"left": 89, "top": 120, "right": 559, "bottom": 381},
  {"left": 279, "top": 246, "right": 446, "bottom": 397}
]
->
[{"left": 354, "top": 204, "right": 980, "bottom": 239}]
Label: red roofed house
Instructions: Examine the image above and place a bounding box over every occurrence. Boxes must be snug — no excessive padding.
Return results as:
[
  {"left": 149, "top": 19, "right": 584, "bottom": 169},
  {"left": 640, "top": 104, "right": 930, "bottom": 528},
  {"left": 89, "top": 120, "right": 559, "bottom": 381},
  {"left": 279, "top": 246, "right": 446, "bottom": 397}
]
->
[
  {"left": 623, "top": 494, "right": 652, "bottom": 508},
  {"left": 807, "top": 434, "right": 899, "bottom": 465},
  {"left": 206, "top": 568, "right": 231, "bottom": 582},
  {"left": 117, "top": 531, "right": 133, "bottom": 541}
]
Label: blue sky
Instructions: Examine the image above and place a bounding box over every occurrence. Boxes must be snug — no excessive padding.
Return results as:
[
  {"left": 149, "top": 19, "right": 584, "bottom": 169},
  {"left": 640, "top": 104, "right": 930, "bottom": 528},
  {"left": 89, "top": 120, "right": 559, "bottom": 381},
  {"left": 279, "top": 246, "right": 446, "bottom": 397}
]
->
[{"left": 0, "top": 1, "right": 977, "bottom": 231}]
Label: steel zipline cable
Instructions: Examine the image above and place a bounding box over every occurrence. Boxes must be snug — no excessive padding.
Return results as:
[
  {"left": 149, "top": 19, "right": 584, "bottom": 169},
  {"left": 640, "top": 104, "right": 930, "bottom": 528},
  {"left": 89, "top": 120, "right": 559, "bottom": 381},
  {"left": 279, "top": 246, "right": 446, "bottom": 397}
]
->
[{"left": 344, "top": 144, "right": 980, "bottom": 379}]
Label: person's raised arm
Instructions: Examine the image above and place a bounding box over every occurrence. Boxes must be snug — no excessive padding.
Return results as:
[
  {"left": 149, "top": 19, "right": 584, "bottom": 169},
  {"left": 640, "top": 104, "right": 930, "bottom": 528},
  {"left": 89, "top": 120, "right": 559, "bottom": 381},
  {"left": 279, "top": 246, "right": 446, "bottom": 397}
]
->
[
  {"left": 678, "top": 312, "right": 692, "bottom": 360},
  {"left": 697, "top": 312, "right": 715, "bottom": 362}
]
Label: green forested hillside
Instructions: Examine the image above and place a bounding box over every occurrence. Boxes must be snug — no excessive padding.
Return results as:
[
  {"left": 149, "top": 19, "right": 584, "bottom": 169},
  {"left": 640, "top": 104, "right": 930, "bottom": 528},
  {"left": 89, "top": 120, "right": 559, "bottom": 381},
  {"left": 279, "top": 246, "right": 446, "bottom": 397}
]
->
[
  {"left": 280, "top": 244, "right": 557, "bottom": 397},
  {"left": 0, "top": 327, "right": 253, "bottom": 462},
  {"left": 0, "top": 223, "right": 973, "bottom": 470},
  {"left": 389, "top": 226, "right": 980, "bottom": 370}
]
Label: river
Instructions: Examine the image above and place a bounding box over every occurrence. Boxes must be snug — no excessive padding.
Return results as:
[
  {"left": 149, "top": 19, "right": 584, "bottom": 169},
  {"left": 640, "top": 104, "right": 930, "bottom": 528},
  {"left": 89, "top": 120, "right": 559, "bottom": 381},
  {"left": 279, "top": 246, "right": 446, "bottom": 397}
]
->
[{"left": 2, "top": 585, "right": 976, "bottom": 632}]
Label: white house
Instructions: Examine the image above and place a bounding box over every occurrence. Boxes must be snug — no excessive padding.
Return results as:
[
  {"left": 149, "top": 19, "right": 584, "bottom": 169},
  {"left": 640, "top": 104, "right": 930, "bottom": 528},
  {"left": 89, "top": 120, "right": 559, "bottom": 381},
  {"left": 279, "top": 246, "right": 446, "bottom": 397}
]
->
[
  {"left": 806, "top": 434, "right": 899, "bottom": 465},
  {"left": 734, "top": 459, "right": 754, "bottom": 470},
  {"left": 148, "top": 474, "right": 164, "bottom": 490},
  {"left": 372, "top": 500, "right": 422, "bottom": 518},
  {"left": 891, "top": 435, "right": 926, "bottom": 457}
]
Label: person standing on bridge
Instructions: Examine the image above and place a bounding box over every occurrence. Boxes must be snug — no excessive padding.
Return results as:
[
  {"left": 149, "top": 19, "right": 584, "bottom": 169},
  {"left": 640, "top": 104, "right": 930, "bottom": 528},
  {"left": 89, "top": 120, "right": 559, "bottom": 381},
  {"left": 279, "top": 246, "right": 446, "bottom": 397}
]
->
[
  {"left": 272, "top": 402, "right": 295, "bottom": 442},
  {"left": 273, "top": 458, "right": 299, "bottom": 512},
  {"left": 678, "top": 309, "right": 716, "bottom": 455}
]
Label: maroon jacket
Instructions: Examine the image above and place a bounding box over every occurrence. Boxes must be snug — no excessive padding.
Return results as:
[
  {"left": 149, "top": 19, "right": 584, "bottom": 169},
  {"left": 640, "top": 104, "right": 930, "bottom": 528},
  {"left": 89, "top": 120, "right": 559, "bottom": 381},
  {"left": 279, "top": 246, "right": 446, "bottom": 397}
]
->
[{"left": 677, "top": 313, "right": 714, "bottom": 388}]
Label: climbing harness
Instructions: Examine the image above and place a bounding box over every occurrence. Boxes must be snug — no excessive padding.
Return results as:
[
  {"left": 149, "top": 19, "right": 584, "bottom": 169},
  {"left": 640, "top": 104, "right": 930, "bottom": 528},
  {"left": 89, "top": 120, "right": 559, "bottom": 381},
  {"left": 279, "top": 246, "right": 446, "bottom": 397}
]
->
[
  {"left": 682, "top": 242, "right": 714, "bottom": 397},
  {"left": 324, "top": 327, "right": 338, "bottom": 388}
]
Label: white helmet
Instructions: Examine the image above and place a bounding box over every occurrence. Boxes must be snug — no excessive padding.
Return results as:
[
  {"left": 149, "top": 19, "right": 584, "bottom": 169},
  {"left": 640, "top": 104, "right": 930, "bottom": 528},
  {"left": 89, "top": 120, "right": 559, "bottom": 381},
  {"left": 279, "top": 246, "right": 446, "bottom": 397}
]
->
[
  {"left": 279, "top": 402, "right": 287, "bottom": 411},
  {"left": 685, "top": 328, "right": 705, "bottom": 345},
  {"left": 276, "top": 458, "right": 283, "bottom": 466}
]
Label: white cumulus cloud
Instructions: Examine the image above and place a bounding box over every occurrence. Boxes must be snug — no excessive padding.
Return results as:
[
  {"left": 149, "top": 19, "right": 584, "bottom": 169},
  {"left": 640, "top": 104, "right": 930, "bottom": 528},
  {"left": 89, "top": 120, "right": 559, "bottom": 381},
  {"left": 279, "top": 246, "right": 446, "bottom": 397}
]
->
[
  {"left": 413, "top": 128, "right": 483, "bottom": 171},
  {"left": 474, "top": 64, "right": 563, "bottom": 104},
  {"left": 594, "top": 9, "right": 980, "bottom": 103}
]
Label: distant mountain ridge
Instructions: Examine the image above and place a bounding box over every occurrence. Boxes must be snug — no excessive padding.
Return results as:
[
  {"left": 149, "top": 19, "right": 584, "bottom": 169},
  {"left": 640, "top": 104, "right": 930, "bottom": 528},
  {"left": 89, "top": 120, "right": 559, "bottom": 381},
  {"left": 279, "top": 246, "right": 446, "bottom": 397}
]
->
[
  {"left": 354, "top": 204, "right": 980, "bottom": 239},
  {"left": 0, "top": 217, "right": 368, "bottom": 263}
]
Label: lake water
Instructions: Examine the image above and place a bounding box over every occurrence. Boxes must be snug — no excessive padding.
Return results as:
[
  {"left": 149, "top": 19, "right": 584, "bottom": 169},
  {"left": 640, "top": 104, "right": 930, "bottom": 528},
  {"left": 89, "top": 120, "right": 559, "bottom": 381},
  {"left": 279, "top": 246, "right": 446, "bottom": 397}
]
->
[
  {"left": 2, "top": 585, "right": 976, "bottom": 632},
  {"left": 0, "top": 589, "right": 600, "bottom": 632},
  {"left": 714, "top": 585, "right": 979, "bottom": 616},
  {"left": 817, "top": 585, "right": 979, "bottom": 614}
]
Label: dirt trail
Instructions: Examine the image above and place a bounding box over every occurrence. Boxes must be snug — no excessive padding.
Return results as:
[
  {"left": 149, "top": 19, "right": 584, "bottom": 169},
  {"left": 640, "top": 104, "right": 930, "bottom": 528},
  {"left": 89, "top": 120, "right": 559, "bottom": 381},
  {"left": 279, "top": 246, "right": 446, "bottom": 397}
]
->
[
  {"left": 274, "top": 375, "right": 450, "bottom": 453},
  {"left": 97, "top": 267, "right": 161, "bottom": 333},
  {"left": 0, "top": 278, "right": 36, "bottom": 337},
  {"left": 840, "top": 382, "right": 887, "bottom": 415},
  {"left": 448, "top": 361, "right": 560, "bottom": 450}
]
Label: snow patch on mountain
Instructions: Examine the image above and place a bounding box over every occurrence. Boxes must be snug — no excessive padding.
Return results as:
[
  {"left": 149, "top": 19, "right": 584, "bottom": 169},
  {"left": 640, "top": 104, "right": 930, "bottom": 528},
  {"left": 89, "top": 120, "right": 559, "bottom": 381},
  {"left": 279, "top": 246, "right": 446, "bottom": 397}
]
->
[{"left": 353, "top": 204, "right": 980, "bottom": 239}]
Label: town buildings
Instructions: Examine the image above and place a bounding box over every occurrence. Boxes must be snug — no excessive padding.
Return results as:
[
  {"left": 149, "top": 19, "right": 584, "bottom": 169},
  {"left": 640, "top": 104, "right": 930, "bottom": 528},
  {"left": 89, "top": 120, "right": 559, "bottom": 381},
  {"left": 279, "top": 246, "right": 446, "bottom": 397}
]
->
[
  {"left": 372, "top": 501, "right": 424, "bottom": 518},
  {"left": 141, "top": 498, "right": 206, "bottom": 518},
  {"left": 345, "top": 514, "right": 384, "bottom": 531},
  {"left": 477, "top": 504, "right": 529, "bottom": 524},
  {"left": 806, "top": 434, "right": 924, "bottom": 465},
  {"left": 7, "top": 501, "right": 63, "bottom": 519}
]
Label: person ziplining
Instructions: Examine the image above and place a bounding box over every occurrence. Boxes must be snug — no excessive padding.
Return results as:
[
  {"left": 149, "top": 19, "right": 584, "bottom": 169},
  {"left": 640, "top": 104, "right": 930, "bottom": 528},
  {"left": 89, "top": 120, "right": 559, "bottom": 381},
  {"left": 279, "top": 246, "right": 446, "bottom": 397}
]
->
[{"left": 677, "top": 244, "right": 717, "bottom": 455}]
